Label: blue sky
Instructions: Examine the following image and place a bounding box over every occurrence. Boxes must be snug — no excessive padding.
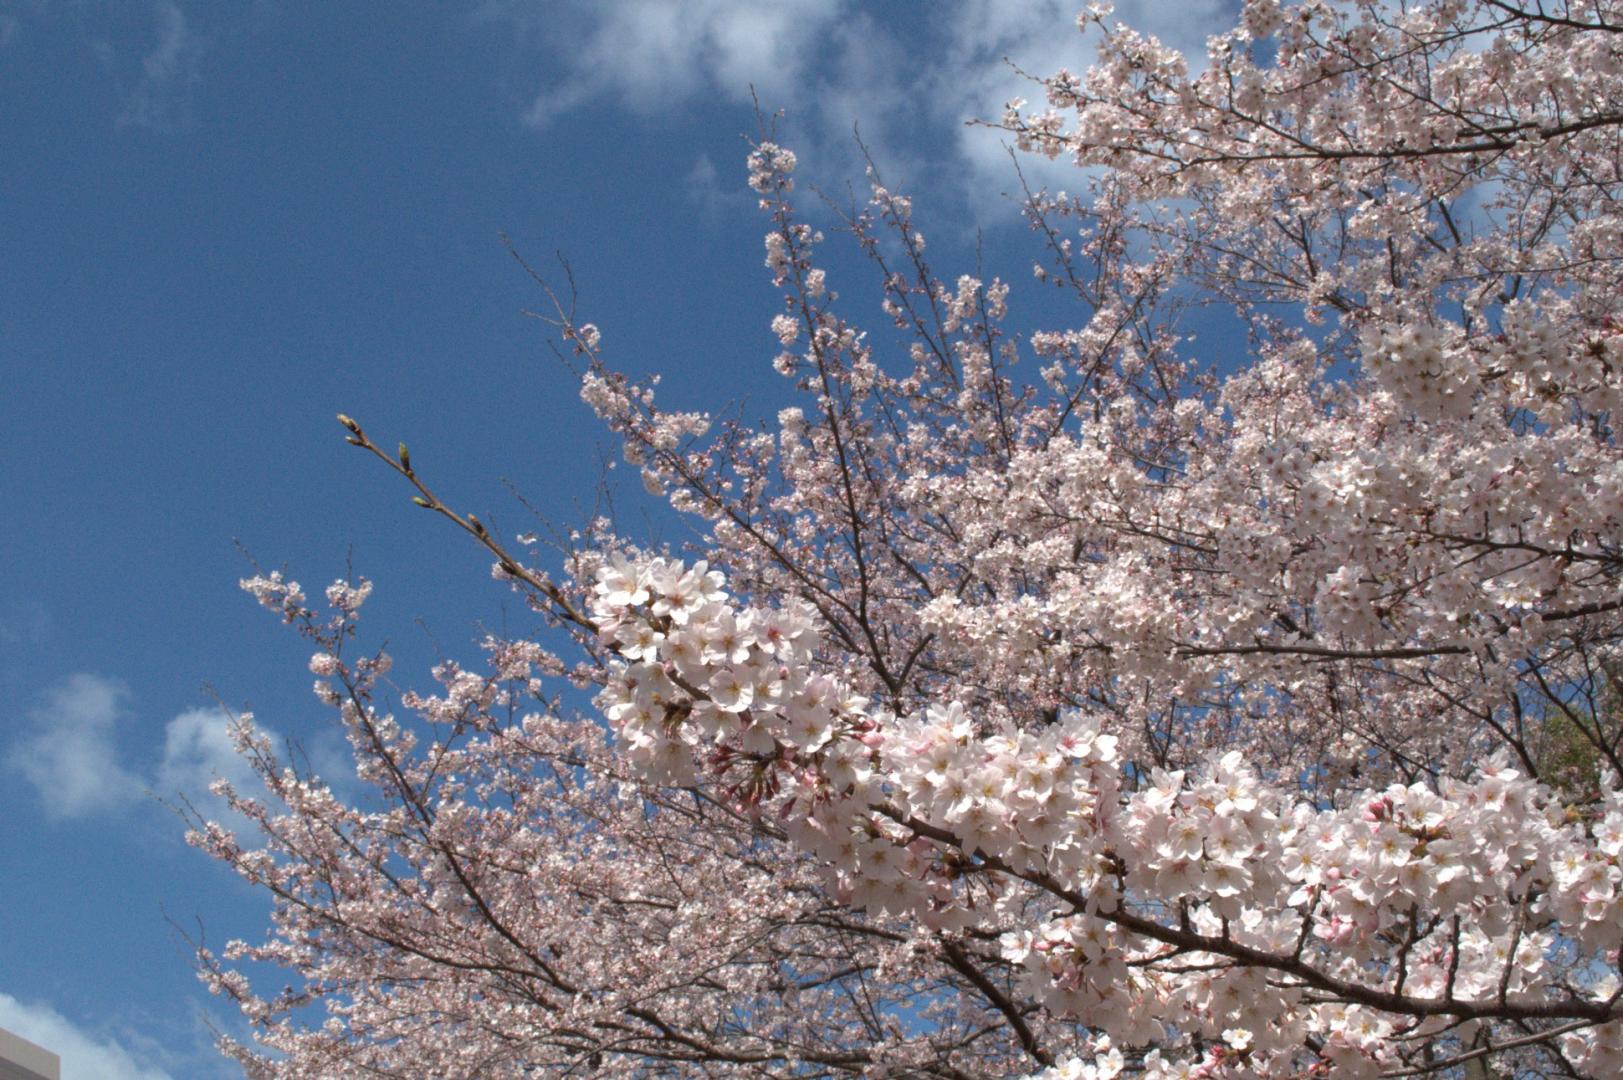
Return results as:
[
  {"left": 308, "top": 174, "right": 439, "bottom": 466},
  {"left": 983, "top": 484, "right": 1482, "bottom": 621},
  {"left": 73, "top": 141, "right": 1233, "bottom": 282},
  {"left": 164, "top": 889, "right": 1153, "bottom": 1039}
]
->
[{"left": 0, "top": 2, "right": 1235, "bottom": 1076}]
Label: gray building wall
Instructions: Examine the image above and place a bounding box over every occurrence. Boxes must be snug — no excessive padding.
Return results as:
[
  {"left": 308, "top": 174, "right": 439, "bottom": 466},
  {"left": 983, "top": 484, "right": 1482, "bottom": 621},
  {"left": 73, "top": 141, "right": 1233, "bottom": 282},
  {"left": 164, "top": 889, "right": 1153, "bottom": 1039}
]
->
[{"left": 0, "top": 1028, "right": 59, "bottom": 1080}]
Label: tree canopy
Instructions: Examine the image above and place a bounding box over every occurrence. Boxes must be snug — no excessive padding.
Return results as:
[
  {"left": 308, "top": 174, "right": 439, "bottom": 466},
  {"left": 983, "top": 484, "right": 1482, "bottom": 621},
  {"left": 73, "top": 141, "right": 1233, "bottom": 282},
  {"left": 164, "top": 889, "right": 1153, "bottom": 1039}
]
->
[{"left": 196, "top": 3, "right": 1623, "bottom": 1076}]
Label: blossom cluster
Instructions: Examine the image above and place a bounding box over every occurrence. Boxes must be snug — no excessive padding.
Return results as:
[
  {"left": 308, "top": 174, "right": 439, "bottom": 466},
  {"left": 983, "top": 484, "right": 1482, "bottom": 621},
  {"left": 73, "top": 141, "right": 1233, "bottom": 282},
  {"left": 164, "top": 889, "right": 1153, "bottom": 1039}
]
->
[{"left": 591, "top": 553, "right": 1623, "bottom": 1076}]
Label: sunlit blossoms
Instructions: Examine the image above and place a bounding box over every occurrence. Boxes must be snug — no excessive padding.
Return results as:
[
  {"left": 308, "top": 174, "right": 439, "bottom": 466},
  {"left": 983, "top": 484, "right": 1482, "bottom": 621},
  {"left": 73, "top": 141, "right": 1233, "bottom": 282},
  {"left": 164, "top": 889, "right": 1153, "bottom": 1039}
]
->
[
  {"left": 587, "top": 552, "right": 1623, "bottom": 1077},
  {"left": 199, "top": 2, "right": 1623, "bottom": 1077}
]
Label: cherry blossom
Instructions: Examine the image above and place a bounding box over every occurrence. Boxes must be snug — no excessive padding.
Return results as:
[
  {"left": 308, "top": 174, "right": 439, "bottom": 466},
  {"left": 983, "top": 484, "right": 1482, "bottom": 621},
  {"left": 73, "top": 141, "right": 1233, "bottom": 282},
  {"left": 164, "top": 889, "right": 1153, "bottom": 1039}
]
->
[{"left": 197, "top": 3, "right": 1623, "bottom": 1076}]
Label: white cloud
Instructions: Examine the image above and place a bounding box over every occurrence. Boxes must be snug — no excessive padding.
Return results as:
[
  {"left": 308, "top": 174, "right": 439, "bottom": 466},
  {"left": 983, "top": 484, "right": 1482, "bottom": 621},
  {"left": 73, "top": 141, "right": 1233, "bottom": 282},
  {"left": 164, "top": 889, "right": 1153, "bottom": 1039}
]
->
[
  {"left": 932, "top": 0, "right": 1106, "bottom": 203},
  {"left": 511, "top": 0, "right": 850, "bottom": 128},
  {"left": 155, "top": 706, "right": 272, "bottom": 831},
  {"left": 8, "top": 674, "right": 145, "bottom": 822},
  {"left": 496, "top": 0, "right": 919, "bottom": 192},
  {"left": 117, "top": 2, "right": 204, "bottom": 130},
  {"left": 0, "top": 993, "right": 175, "bottom": 1080},
  {"left": 7, "top": 675, "right": 280, "bottom": 828},
  {"left": 497, "top": 0, "right": 1236, "bottom": 221},
  {"left": 932, "top": 0, "right": 1236, "bottom": 213}
]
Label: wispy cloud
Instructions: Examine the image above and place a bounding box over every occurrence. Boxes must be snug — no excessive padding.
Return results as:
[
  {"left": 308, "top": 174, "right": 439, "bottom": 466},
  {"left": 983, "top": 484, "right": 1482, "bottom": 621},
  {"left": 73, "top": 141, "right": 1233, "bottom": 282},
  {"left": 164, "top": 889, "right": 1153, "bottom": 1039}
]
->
[
  {"left": 116, "top": 1, "right": 204, "bottom": 130},
  {"left": 7, "top": 674, "right": 280, "bottom": 829},
  {"left": 155, "top": 705, "right": 273, "bottom": 831},
  {"left": 495, "top": 0, "right": 916, "bottom": 196},
  {"left": 683, "top": 152, "right": 751, "bottom": 218},
  {"left": 8, "top": 674, "right": 145, "bottom": 821},
  {"left": 0, "top": 992, "right": 175, "bottom": 1080},
  {"left": 507, "top": 0, "right": 851, "bottom": 129},
  {"left": 5, "top": 0, "right": 205, "bottom": 128},
  {"left": 493, "top": 0, "right": 1233, "bottom": 220},
  {"left": 935, "top": 0, "right": 1233, "bottom": 207}
]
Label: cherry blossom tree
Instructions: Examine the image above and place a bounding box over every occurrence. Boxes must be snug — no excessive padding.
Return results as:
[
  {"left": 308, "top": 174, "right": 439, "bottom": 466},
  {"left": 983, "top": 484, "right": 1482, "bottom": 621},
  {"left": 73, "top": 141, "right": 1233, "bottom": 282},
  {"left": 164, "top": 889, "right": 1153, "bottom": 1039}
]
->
[{"left": 196, "top": 2, "right": 1623, "bottom": 1076}]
